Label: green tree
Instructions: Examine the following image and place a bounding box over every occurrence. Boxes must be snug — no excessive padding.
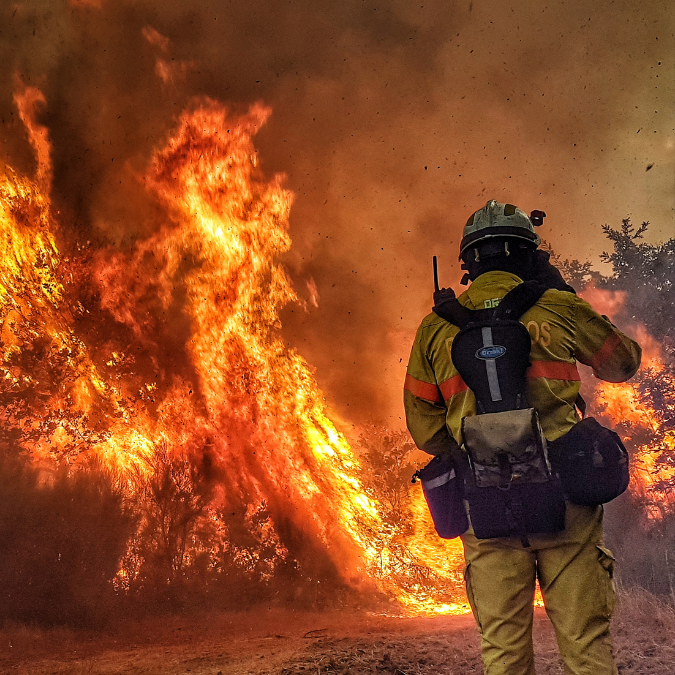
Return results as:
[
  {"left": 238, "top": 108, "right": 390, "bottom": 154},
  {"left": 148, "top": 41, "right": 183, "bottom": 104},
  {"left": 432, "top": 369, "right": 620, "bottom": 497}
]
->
[{"left": 599, "top": 218, "right": 675, "bottom": 355}]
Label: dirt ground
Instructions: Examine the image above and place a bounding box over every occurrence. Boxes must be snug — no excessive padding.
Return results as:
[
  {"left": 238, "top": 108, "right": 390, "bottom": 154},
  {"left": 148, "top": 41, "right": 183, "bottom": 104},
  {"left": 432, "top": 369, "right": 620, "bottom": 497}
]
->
[{"left": 1, "top": 590, "right": 674, "bottom": 675}]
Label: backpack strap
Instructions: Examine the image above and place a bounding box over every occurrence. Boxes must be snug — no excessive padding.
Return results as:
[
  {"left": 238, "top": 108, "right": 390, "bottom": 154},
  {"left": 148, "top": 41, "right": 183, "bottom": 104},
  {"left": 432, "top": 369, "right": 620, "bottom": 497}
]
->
[
  {"left": 434, "top": 280, "right": 546, "bottom": 328},
  {"left": 432, "top": 297, "right": 476, "bottom": 329},
  {"left": 493, "top": 281, "right": 547, "bottom": 320}
]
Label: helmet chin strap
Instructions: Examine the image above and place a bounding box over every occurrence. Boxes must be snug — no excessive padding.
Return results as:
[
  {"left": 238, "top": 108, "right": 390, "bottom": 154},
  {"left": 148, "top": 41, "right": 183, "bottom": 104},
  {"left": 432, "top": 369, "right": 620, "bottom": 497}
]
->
[{"left": 477, "top": 240, "right": 511, "bottom": 259}]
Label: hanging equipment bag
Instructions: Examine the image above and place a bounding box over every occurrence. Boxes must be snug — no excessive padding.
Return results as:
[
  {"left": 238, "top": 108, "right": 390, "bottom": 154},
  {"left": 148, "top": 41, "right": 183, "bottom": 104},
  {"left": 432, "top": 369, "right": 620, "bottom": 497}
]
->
[
  {"left": 412, "top": 452, "right": 469, "bottom": 539},
  {"left": 547, "top": 416, "right": 629, "bottom": 506}
]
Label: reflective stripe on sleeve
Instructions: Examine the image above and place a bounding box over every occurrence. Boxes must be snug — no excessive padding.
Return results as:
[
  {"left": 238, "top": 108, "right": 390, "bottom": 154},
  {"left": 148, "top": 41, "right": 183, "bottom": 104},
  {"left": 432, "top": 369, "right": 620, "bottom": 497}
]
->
[
  {"left": 590, "top": 333, "right": 622, "bottom": 372},
  {"left": 439, "top": 374, "right": 469, "bottom": 400},
  {"left": 404, "top": 374, "right": 443, "bottom": 403},
  {"left": 527, "top": 360, "right": 580, "bottom": 381}
]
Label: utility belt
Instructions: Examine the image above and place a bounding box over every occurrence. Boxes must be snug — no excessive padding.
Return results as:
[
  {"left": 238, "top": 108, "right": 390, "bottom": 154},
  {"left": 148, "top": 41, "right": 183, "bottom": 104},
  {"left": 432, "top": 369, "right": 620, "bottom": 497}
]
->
[{"left": 415, "top": 411, "right": 629, "bottom": 546}]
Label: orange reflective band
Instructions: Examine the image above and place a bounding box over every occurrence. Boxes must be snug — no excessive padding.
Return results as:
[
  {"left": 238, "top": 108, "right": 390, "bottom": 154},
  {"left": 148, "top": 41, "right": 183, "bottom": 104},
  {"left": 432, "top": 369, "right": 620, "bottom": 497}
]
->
[
  {"left": 404, "top": 374, "right": 443, "bottom": 403},
  {"left": 439, "top": 374, "right": 469, "bottom": 400},
  {"left": 590, "top": 333, "right": 622, "bottom": 372},
  {"left": 527, "top": 360, "right": 580, "bottom": 381}
]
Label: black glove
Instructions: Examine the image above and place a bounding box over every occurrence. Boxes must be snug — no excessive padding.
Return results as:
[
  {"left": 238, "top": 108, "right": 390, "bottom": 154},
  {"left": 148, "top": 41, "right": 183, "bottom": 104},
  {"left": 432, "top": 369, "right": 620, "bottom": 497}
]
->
[{"left": 527, "top": 250, "right": 576, "bottom": 294}]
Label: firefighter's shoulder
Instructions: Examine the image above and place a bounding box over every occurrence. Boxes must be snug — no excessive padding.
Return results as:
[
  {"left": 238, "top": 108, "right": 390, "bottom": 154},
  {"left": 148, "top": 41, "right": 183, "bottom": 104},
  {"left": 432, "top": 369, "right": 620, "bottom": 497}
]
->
[
  {"left": 530, "top": 287, "right": 578, "bottom": 320},
  {"left": 416, "top": 312, "right": 461, "bottom": 337},
  {"left": 417, "top": 311, "right": 446, "bottom": 330},
  {"left": 412, "top": 313, "right": 460, "bottom": 357},
  {"left": 538, "top": 287, "right": 577, "bottom": 307}
]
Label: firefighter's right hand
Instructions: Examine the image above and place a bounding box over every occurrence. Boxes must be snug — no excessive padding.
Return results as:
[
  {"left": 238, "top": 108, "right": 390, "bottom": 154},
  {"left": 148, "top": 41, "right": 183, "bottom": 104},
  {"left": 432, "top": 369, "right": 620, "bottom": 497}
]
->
[{"left": 433, "top": 286, "right": 456, "bottom": 305}]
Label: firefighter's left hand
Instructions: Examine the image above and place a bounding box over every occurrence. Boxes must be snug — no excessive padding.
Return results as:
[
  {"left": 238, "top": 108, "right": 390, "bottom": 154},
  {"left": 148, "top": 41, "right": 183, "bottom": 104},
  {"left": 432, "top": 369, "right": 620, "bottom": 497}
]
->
[{"left": 529, "top": 250, "right": 576, "bottom": 294}]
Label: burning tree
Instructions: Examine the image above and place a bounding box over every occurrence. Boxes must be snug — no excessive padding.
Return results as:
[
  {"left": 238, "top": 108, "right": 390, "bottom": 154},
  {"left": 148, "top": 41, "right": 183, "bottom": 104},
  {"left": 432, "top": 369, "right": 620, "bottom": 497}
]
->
[
  {"left": 0, "top": 92, "right": 471, "bottom": 624},
  {"left": 583, "top": 220, "right": 675, "bottom": 506}
]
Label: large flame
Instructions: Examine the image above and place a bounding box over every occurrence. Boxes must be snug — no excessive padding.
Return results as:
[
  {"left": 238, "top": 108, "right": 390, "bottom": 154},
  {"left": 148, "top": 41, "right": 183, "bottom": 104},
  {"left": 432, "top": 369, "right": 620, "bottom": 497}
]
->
[
  {"left": 0, "top": 94, "right": 467, "bottom": 614},
  {"left": 7, "top": 94, "right": 669, "bottom": 617}
]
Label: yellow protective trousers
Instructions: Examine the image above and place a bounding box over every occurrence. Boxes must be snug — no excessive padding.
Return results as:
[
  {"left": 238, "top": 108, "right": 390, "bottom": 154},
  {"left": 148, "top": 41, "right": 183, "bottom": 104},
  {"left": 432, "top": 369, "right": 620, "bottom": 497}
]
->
[{"left": 461, "top": 503, "right": 617, "bottom": 675}]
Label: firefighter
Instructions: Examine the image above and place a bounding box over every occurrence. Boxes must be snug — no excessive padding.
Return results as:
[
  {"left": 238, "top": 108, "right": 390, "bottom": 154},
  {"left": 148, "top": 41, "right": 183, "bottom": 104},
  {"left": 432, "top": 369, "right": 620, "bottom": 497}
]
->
[{"left": 404, "top": 200, "right": 641, "bottom": 675}]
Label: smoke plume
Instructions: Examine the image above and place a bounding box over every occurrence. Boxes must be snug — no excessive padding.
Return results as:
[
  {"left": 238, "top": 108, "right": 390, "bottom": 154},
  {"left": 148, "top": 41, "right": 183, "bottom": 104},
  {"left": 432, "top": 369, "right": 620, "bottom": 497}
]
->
[{"left": 0, "top": 0, "right": 672, "bottom": 426}]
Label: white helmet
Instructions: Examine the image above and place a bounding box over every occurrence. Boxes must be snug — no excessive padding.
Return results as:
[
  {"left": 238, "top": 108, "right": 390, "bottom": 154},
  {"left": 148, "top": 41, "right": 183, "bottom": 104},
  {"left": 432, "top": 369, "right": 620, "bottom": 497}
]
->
[{"left": 459, "top": 200, "right": 541, "bottom": 260}]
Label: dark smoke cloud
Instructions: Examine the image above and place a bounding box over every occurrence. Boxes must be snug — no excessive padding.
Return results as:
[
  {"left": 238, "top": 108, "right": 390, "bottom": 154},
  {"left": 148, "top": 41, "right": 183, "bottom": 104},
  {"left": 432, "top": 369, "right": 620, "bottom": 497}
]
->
[{"left": 0, "top": 0, "right": 672, "bottom": 426}]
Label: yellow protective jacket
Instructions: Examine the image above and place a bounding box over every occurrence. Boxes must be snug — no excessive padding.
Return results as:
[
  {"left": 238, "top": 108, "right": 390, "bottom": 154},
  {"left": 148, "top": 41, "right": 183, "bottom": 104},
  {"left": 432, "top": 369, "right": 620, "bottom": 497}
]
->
[{"left": 404, "top": 271, "right": 642, "bottom": 455}]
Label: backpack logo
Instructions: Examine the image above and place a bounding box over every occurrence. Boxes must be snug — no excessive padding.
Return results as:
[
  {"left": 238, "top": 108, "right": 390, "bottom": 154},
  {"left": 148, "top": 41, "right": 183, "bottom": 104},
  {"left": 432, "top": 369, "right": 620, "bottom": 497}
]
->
[{"left": 476, "top": 345, "right": 506, "bottom": 360}]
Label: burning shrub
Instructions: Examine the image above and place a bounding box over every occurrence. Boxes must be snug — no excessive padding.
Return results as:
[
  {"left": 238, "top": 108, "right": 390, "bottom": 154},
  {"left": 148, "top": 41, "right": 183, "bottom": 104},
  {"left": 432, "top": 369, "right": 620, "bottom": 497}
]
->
[
  {"left": 605, "top": 492, "right": 675, "bottom": 602},
  {"left": 119, "top": 443, "right": 221, "bottom": 602},
  {"left": 554, "top": 219, "right": 675, "bottom": 601},
  {"left": 108, "top": 438, "right": 362, "bottom": 614},
  {"left": 0, "top": 451, "right": 136, "bottom": 627},
  {"left": 357, "top": 424, "right": 418, "bottom": 529},
  {"left": 357, "top": 425, "right": 468, "bottom": 614}
]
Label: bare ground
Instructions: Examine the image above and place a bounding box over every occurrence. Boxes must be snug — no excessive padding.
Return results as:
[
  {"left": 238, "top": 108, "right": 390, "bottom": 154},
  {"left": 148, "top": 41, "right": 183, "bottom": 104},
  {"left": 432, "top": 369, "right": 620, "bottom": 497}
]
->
[{"left": 1, "top": 589, "right": 673, "bottom": 675}]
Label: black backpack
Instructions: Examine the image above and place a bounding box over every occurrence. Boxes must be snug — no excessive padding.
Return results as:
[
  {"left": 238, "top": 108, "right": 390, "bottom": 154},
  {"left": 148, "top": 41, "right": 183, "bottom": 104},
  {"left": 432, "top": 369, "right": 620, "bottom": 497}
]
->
[{"left": 434, "top": 281, "right": 566, "bottom": 546}]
